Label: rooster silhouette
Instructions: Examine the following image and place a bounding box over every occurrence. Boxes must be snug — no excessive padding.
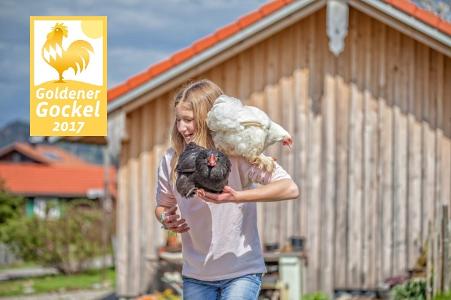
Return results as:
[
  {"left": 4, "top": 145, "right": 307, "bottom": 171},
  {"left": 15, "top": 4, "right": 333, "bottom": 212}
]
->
[{"left": 41, "top": 23, "right": 94, "bottom": 83}]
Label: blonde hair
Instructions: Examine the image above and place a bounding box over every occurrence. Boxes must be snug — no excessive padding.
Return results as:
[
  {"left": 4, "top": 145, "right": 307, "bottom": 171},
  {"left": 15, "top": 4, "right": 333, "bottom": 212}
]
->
[{"left": 170, "top": 79, "right": 223, "bottom": 180}]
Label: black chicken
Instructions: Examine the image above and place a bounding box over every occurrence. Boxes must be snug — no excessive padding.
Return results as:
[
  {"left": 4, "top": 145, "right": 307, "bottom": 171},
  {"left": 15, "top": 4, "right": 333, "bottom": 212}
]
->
[{"left": 176, "top": 142, "right": 231, "bottom": 198}]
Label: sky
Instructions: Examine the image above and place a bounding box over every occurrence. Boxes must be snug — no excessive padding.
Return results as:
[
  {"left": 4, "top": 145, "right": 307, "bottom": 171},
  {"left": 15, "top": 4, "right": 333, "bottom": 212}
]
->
[{"left": 0, "top": 0, "right": 266, "bottom": 128}]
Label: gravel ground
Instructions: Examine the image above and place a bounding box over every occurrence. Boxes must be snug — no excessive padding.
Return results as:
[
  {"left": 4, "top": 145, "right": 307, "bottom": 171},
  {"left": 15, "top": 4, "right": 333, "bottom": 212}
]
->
[{"left": 0, "top": 267, "right": 59, "bottom": 281}]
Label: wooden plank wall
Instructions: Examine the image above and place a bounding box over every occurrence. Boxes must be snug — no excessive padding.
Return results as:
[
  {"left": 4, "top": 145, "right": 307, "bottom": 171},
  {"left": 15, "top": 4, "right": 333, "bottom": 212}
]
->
[{"left": 116, "top": 7, "right": 451, "bottom": 296}]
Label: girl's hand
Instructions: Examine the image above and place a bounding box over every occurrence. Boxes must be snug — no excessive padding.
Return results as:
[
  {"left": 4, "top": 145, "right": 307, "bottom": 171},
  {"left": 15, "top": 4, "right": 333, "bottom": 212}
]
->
[
  {"left": 162, "top": 205, "right": 190, "bottom": 233},
  {"left": 196, "top": 186, "right": 241, "bottom": 204}
]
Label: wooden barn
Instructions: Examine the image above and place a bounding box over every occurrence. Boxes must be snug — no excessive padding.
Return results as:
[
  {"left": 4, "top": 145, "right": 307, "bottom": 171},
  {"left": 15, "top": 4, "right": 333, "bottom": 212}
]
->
[{"left": 107, "top": 0, "right": 451, "bottom": 297}]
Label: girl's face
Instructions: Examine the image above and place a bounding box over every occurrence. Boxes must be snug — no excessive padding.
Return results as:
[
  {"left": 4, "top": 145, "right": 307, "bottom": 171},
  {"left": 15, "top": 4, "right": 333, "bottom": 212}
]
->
[{"left": 175, "top": 102, "right": 196, "bottom": 144}]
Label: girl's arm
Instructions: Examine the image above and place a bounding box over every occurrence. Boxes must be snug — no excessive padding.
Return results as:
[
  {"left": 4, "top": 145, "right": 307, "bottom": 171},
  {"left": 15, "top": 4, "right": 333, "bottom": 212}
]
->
[
  {"left": 197, "top": 178, "right": 299, "bottom": 203},
  {"left": 154, "top": 149, "right": 189, "bottom": 232}
]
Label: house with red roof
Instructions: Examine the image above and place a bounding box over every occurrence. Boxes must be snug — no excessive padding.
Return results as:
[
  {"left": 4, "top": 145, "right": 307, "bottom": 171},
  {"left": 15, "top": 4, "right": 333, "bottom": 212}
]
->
[
  {"left": 106, "top": 0, "right": 450, "bottom": 296},
  {"left": 0, "top": 142, "right": 116, "bottom": 218}
]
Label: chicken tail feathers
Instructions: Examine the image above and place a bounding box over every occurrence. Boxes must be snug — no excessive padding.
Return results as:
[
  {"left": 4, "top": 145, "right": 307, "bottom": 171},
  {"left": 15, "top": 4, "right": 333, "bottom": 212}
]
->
[{"left": 65, "top": 40, "right": 94, "bottom": 75}]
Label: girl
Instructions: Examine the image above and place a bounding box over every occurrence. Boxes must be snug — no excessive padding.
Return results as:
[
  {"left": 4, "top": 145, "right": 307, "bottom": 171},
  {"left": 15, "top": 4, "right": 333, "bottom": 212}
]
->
[{"left": 154, "top": 79, "right": 299, "bottom": 300}]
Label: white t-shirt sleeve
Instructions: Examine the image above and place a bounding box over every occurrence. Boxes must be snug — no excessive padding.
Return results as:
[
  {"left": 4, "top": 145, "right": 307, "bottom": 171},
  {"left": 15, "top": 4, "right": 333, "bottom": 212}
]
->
[{"left": 156, "top": 149, "right": 177, "bottom": 207}]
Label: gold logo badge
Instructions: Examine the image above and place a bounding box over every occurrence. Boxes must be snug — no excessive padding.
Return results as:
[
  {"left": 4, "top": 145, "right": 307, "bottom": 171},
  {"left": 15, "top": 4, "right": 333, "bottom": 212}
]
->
[{"left": 30, "top": 17, "right": 107, "bottom": 136}]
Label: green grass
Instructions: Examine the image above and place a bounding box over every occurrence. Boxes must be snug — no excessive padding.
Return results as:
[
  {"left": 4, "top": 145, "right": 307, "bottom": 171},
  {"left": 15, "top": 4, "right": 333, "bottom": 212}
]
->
[
  {"left": 0, "top": 268, "right": 115, "bottom": 297},
  {"left": 434, "top": 292, "right": 451, "bottom": 300}
]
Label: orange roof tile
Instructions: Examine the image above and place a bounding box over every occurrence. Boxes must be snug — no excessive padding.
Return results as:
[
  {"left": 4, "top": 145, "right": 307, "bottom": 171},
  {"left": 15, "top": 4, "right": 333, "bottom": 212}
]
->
[
  {"left": 171, "top": 47, "right": 196, "bottom": 64},
  {"left": 192, "top": 35, "right": 219, "bottom": 53},
  {"left": 0, "top": 163, "right": 116, "bottom": 198},
  {"left": 126, "top": 72, "right": 152, "bottom": 90},
  {"left": 438, "top": 20, "right": 451, "bottom": 35},
  {"left": 237, "top": 10, "right": 264, "bottom": 28},
  {"left": 148, "top": 59, "right": 173, "bottom": 76},
  {"left": 108, "top": 84, "right": 129, "bottom": 101},
  {"left": 385, "top": 0, "right": 418, "bottom": 15},
  {"left": 259, "top": 0, "right": 286, "bottom": 16},
  {"left": 214, "top": 23, "right": 240, "bottom": 40},
  {"left": 107, "top": 0, "right": 451, "bottom": 104}
]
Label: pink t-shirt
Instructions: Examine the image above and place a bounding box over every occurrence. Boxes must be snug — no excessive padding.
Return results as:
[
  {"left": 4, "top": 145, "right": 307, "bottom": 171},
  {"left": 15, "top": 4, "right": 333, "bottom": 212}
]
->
[{"left": 156, "top": 148, "right": 291, "bottom": 281}]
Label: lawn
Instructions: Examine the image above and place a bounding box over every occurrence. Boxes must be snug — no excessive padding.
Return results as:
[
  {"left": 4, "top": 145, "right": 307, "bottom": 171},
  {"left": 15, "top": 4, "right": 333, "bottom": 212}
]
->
[{"left": 0, "top": 268, "right": 115, "bottom": 297}]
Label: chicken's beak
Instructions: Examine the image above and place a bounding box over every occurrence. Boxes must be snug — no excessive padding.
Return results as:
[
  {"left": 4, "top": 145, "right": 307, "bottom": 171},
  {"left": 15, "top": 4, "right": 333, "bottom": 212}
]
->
[
  {"left": 282, "top": 137, "right": 293, "bottom": 151},
  {"left": 207, "top": 154, "right": 217, "bottom": 167}
]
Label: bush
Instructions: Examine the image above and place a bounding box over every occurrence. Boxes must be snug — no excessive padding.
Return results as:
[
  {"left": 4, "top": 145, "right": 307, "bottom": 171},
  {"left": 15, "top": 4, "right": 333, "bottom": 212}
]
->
[
  {"left": 391, "top": 278, "right": 426, "bottom": 300},
  {"left": 0, "top": 200, "right": 112, "bottom": 274}
]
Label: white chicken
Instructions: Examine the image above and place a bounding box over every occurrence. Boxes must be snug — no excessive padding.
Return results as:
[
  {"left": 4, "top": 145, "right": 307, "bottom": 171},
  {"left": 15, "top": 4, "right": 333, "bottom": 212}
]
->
[{"left": 206, "top": 95, "right": 293, "bottom": 172}]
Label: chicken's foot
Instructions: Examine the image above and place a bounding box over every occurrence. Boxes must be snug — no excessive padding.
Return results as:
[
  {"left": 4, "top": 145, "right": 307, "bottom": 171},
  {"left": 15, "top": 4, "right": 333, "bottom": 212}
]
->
[{"left": 251, "top": 154, "right": 275, "bottom": 173}]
